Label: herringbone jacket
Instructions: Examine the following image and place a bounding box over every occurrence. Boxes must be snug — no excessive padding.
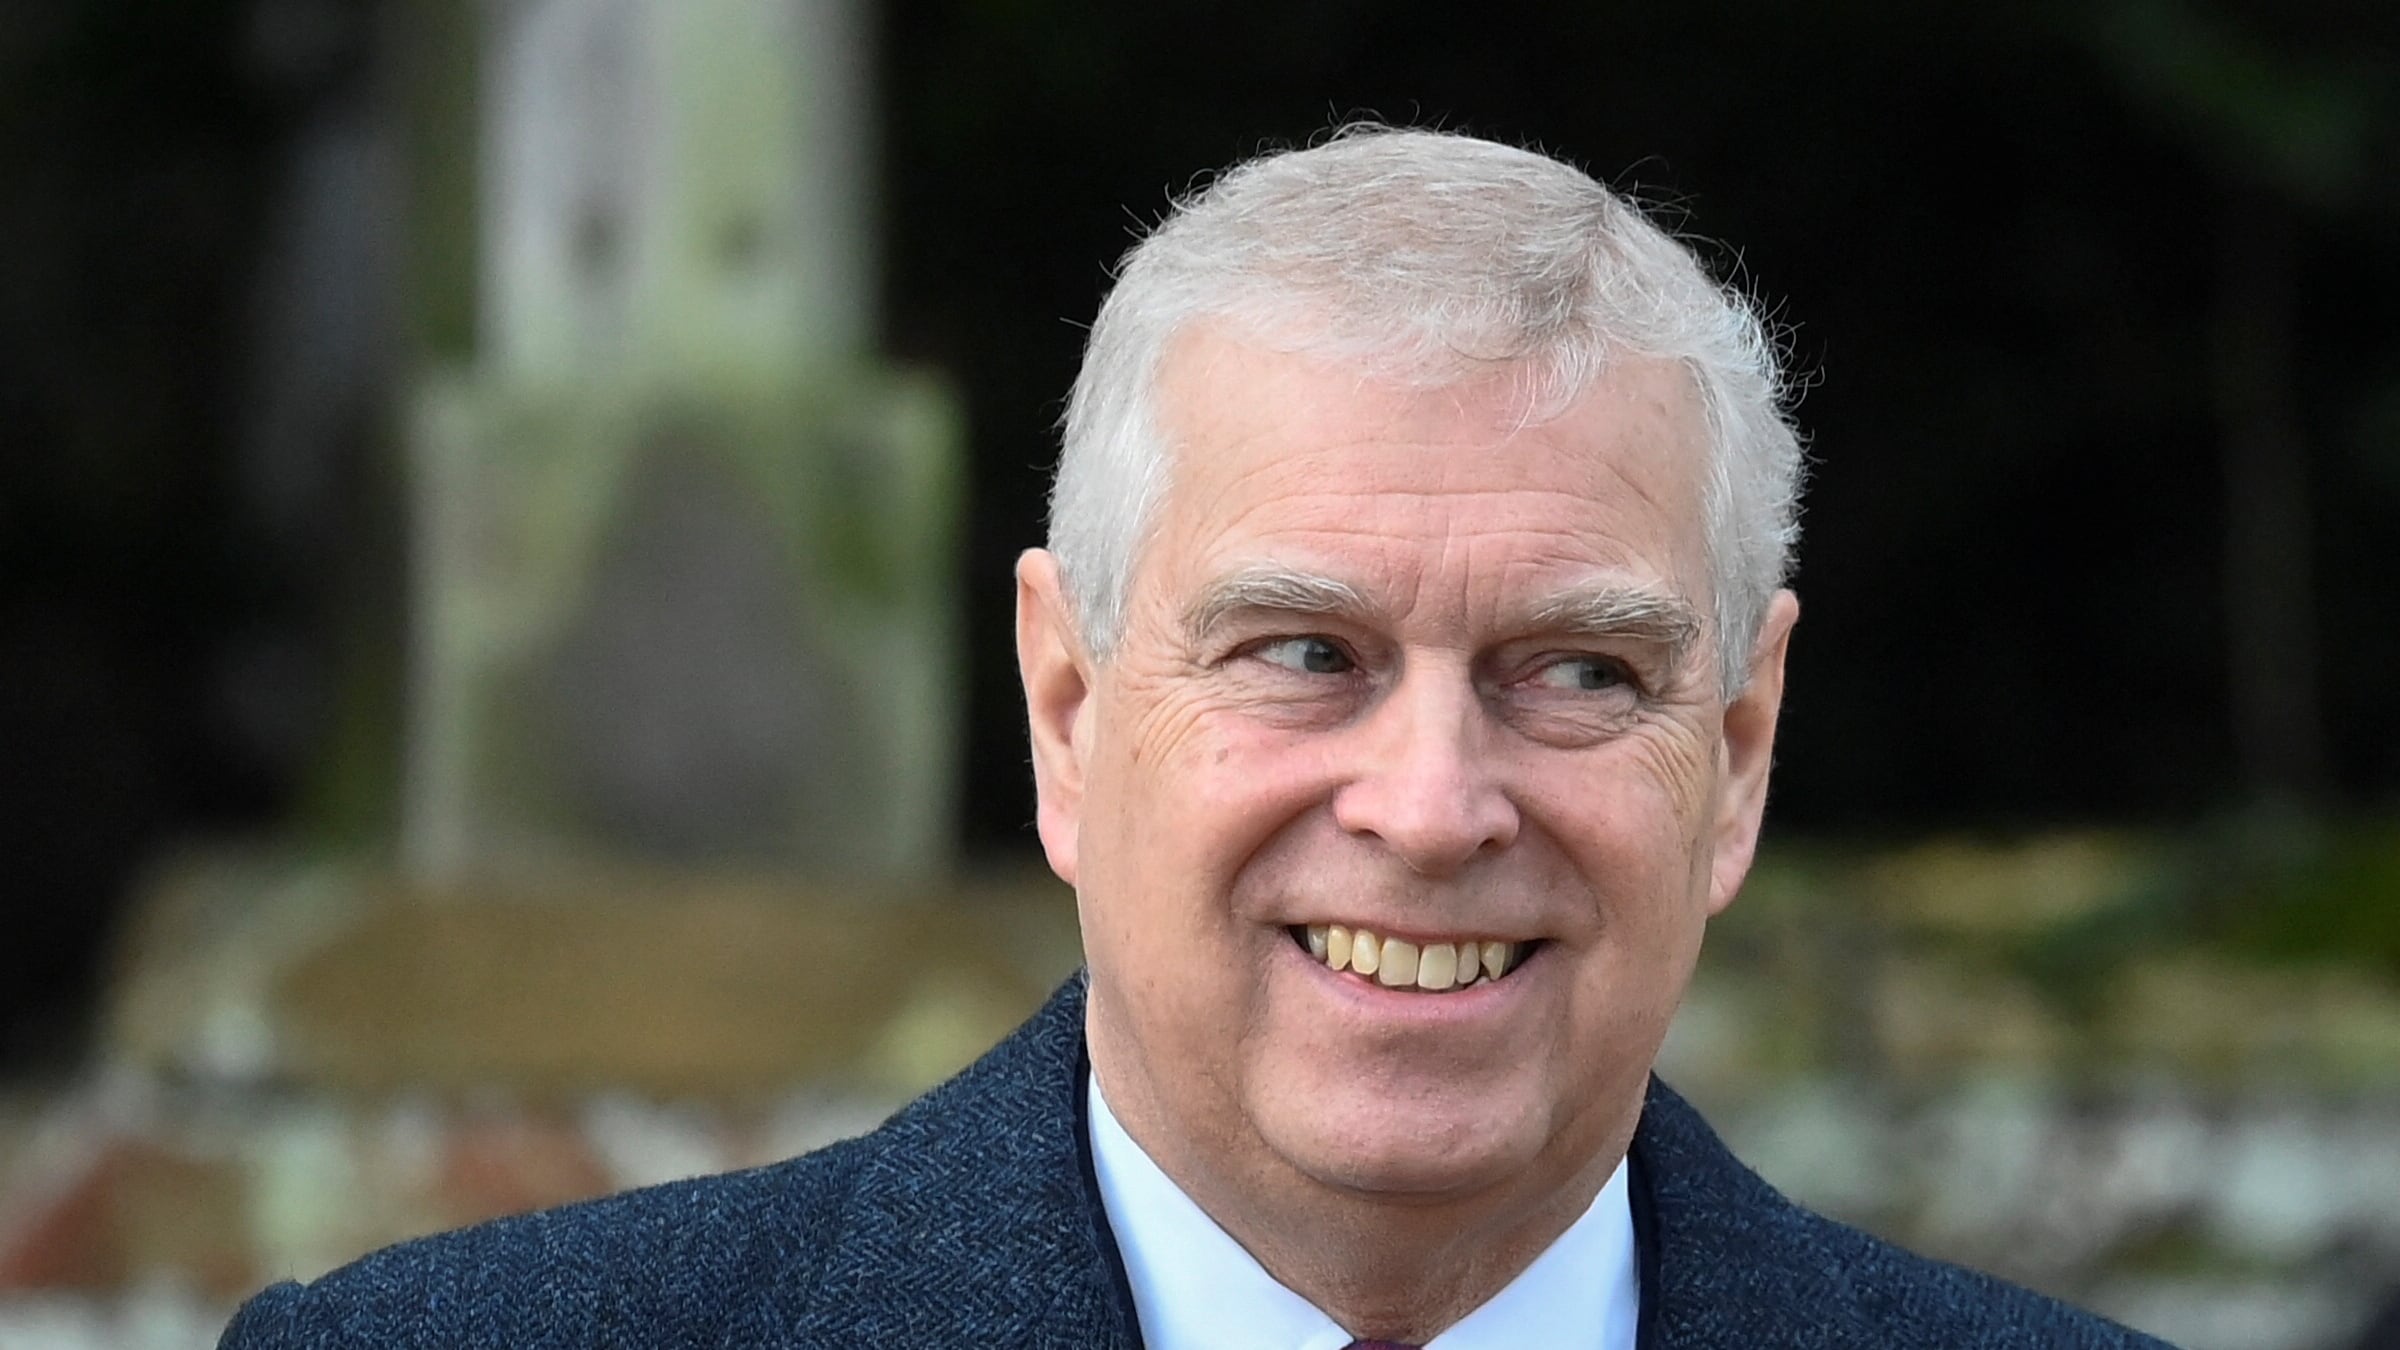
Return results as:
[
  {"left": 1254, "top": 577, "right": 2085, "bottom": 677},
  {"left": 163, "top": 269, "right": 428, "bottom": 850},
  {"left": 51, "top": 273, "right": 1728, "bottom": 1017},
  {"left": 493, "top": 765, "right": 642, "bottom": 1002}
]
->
[{"left": 218, "top": 977, "right": 2173, "bottom": 1348}]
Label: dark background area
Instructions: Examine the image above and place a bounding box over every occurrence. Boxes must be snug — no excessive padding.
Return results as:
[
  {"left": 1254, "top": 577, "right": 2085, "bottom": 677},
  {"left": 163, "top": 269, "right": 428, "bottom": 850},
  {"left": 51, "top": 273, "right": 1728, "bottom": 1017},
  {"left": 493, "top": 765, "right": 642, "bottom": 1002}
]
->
[{"left": 3, "top": 0, "right": 2395, "bottom": 1065}]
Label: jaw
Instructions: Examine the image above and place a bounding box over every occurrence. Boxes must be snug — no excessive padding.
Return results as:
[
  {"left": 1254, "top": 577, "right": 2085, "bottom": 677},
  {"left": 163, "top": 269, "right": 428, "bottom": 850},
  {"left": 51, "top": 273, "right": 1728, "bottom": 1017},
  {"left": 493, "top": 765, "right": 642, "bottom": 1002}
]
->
[
  {"left": 1086, "top": 915, "right": 1652, "bottom": 1342},
  {"left": 1085, "top": 872, "right": 1672, "bottom": 1208},
  {"left": 1087, "top": 922, "right": 1561, "bottom": 1191},
  {"left": 1229, "top": 932, "right": 1575, "bottom": 1193}
]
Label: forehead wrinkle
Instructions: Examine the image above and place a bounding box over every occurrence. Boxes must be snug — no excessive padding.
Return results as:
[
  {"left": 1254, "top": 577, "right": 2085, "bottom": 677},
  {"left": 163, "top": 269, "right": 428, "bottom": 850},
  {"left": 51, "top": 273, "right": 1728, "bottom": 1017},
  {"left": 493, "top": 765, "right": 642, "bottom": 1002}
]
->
[{"left": 1208, "top": 484, "right": 1632, "bottom": 553}]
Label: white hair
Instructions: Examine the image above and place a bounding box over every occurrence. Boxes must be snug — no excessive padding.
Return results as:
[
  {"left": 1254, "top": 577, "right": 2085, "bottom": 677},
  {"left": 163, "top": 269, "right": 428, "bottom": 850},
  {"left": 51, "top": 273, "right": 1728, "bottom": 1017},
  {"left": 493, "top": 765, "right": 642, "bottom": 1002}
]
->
[{"left": 1050, "top": 124, "right": 1805, "bottom": 697}]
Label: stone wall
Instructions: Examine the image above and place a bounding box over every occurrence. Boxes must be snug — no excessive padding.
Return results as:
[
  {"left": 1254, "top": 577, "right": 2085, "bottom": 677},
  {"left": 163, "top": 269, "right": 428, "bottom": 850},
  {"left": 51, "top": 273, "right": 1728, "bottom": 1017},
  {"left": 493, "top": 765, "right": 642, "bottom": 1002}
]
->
[{"left": 4, "top": 830, "right": 2395, "bottom": 1349}]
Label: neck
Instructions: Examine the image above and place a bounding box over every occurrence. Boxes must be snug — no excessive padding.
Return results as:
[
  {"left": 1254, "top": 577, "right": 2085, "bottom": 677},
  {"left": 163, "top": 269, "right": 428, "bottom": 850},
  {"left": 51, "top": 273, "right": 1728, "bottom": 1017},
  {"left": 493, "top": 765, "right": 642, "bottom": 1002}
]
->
[
  {"left": 1240, "top": 1163, "right": 1621, "bottom": 1342},
  {"left": 1091, "top": 1038, "right": 1639, "bottom": 1344}
]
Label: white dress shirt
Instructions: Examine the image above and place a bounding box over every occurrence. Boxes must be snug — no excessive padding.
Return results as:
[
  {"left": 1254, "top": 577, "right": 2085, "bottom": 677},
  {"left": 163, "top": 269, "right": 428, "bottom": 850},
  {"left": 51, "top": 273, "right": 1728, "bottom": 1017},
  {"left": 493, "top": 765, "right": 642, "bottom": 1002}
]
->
[{"left": 1088, "top": 1075, "right": 1640, "bottom": 1350}]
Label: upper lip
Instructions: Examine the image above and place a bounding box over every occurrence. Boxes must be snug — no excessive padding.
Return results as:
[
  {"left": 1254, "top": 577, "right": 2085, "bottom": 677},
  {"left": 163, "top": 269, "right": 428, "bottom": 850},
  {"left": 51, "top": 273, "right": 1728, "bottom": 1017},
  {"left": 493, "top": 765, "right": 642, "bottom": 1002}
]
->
[{"left": 1284, "top": 918, "right": 1541, "bottom": 945}]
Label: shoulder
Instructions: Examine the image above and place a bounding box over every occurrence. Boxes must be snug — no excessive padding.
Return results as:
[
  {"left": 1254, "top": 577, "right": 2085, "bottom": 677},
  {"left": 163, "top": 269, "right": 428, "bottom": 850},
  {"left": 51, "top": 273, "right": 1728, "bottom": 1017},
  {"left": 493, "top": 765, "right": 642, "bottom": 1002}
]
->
[
  {"left": 1635, "top": 1080, "right": 2177, "bottom": 1349},
  {"left": 218, "top": 1135, "right": 873, "bottom": 1349},
  {"left": 218, "top": 978, "right": 1134, "bottom": 1350}
]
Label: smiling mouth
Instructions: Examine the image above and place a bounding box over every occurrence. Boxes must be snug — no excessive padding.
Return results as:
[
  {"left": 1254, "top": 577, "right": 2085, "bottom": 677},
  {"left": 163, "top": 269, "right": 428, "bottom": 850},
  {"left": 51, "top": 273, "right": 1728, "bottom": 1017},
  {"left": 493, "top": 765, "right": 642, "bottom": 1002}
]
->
[{"left": 1288, "top": 924, "right": 1539, "bottom": 993}]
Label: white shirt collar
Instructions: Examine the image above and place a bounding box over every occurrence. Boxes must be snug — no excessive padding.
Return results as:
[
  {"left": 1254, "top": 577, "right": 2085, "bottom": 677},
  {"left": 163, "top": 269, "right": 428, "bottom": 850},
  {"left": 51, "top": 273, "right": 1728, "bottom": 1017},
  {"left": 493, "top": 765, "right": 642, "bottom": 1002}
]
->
[{"left": 1088, "top": 1074, "right": 1640, "bottom": 1350}]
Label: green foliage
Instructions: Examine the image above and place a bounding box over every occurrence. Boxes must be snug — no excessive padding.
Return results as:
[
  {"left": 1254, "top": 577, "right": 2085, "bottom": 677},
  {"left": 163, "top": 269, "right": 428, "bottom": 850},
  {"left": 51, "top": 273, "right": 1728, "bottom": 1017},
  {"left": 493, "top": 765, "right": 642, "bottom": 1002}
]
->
[
  {"left": 1692, "top": 824, "right": 2400, "bottom": 1090},
  {"left": 2207, "top": 821, "right": 2400, "bottom": 971},
  {"left": 1914, "top": 817, "right": 2400, "bottom": 1010}
]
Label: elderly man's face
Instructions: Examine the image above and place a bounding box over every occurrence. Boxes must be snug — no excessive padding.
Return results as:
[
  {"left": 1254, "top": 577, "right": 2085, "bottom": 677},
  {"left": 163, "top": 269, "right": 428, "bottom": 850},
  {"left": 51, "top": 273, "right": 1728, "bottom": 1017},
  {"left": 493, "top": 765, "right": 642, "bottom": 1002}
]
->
[{"left": 1019, "top": 325, "right": 1794, "bottom": 1218}]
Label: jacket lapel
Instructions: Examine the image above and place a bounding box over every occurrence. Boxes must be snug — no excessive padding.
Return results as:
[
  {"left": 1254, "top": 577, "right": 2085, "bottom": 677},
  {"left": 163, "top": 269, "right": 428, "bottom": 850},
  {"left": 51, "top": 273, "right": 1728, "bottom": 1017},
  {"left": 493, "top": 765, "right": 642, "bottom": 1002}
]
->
[
  {"left": 776, "top": 981, "right": 1756, "bottom": 1349},
  {"left": 765, "top": 976, "right": 1141, "bottom": 1348},
  {"left": 1628, "top": 1077, "right": 1830, "bottom": 1347}
]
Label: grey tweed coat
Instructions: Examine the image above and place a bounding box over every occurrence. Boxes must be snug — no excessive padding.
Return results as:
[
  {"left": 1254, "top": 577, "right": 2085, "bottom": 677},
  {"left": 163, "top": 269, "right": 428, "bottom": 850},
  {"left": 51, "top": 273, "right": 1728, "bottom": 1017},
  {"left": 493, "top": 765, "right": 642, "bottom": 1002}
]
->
[{"left": 218, "top": 976, "right": 2173, "bottom": 1348}]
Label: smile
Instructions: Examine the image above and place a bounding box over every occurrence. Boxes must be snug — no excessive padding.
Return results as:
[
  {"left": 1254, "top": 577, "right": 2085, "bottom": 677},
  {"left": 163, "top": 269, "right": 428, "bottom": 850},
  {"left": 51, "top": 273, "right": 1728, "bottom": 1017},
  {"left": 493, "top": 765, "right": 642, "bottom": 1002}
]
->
[{"left": 1290, "top": 924, "right": 1536, "bottom": 993}]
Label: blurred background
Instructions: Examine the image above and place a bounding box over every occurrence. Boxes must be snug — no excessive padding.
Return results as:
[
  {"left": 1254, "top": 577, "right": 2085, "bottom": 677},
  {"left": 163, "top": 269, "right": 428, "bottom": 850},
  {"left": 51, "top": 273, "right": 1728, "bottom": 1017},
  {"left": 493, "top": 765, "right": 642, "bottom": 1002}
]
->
[{"left": 2, "top": 0, "right": 2397, "bottom": 1346}]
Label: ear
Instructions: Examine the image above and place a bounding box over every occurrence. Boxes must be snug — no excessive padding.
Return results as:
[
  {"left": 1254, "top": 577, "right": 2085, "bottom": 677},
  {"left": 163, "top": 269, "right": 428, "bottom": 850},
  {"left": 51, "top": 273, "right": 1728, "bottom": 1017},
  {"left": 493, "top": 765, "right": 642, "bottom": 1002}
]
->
[
  {"left": 1706, "top": 589, "right": 1799, "bottom": 915},
  {"left": 1017, "top": 549, "right": 1096, "bottom": 886}
]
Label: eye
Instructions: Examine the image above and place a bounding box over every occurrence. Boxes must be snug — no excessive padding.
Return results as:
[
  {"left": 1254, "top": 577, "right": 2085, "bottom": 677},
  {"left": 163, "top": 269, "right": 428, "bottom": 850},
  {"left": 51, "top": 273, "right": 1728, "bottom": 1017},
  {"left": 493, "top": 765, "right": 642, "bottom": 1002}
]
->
[
  {"left": 1253, "top": 635, "right": 1355, "bottom": 675},
  {"left": 1528, "top": 656, "right": 1633, "bottom": 692}
]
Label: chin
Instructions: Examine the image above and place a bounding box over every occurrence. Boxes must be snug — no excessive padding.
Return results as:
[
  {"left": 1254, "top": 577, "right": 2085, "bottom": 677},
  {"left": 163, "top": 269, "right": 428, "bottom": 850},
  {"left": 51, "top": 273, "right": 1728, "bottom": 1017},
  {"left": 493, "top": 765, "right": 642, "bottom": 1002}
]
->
[{"left": 1259, "top": 1083, "right": 1545, "bottom": 1202}]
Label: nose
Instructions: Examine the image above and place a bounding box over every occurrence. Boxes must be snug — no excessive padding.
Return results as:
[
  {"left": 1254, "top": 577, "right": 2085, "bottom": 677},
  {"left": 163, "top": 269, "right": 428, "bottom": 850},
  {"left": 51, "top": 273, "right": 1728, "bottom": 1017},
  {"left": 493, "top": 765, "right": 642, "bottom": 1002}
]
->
[{"left": 1330, "top": 664, "right": 1520, "bottom": 876}]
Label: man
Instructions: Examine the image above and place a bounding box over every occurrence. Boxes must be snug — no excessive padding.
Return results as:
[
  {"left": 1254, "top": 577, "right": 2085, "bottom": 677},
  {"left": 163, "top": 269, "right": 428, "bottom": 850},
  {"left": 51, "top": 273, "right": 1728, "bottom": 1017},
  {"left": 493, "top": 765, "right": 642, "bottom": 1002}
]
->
[{"left": 220, "top": 126, "right": 2171, "bottom": 1348}]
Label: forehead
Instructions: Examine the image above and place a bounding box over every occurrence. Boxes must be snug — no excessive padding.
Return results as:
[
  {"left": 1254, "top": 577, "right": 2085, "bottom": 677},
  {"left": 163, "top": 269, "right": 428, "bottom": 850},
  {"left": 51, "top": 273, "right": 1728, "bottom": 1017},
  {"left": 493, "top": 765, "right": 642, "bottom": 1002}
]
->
[{"left": 1144, "top": 324, "right": 1714, "bottom": 618}]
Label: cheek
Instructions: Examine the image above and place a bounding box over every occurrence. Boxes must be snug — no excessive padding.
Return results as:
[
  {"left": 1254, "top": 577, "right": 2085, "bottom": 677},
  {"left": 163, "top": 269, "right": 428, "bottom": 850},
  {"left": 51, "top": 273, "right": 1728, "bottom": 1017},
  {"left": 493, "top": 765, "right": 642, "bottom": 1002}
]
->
[
  {"left": 1078, "top": 701, "right": 1338, "bottom": 931},
  {"left": 1557, "top": 729, "right": 1703, "bottom": 811},
  {"left": 1535, "top": 755, "right": 1717, "bottom": 1045},
  {"left": 1169, "top": 715, "right": 1332, "bottom": 839},
  {"left": 1609, "top": 723, "right": 1721, "bottom": 855},
  {"left": 1522, "top": 736, "right": 1721, "bottom": 917}
]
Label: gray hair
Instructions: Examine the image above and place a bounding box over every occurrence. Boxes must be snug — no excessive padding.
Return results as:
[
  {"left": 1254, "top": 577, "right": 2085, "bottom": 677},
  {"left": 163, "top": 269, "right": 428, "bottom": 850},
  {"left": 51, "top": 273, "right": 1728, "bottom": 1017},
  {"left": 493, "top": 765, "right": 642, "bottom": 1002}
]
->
[{"left": 1049, "top": 125, "right": 1804, "bottom": 697}]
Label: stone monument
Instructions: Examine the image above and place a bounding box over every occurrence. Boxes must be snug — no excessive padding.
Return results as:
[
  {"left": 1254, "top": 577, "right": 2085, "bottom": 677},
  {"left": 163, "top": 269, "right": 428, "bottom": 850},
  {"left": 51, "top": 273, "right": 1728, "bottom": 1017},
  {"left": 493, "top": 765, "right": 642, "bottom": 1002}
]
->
[
  {"left": 404, "top": 0, "right": 959, "bottom": 880},
  {"left": 19, "top": 0, "right": 1091, "bottom": 1313},
  {"left": 102, "top": 0, "right": 1077, "bottom": 1104}
]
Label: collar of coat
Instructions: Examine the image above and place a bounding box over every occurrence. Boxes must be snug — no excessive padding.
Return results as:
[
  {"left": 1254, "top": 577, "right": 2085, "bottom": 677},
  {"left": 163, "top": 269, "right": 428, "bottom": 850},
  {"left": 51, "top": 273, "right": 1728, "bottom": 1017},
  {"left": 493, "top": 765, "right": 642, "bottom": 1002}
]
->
[{"left": 769, "top": 974, "right": 1720, "bottom": 1348}]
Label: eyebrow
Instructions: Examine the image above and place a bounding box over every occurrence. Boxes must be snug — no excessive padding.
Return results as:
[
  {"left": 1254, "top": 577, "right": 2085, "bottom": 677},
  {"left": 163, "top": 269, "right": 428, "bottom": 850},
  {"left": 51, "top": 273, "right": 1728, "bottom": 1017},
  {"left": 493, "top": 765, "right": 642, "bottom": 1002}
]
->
[
  {"left": 1182, "top": 563, "right": 1705, "bottom": 667},
  {"left": 1182, "top": 565, "right": 1376, "bottom": 644},
  {"left": 1520, "top": 582, "right": 1706, "bottom": 669}
]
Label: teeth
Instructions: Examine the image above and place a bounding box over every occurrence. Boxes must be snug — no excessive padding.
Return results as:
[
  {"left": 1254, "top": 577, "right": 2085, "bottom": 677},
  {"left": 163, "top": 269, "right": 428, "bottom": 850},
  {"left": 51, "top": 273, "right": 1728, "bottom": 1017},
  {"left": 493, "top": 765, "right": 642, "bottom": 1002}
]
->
[
  {"left": 1417, "top": 942, "right": 1456, "bottom": 991},
  {"left": 1301, "top": 925, "right": 1526, "bottom": 992}
]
